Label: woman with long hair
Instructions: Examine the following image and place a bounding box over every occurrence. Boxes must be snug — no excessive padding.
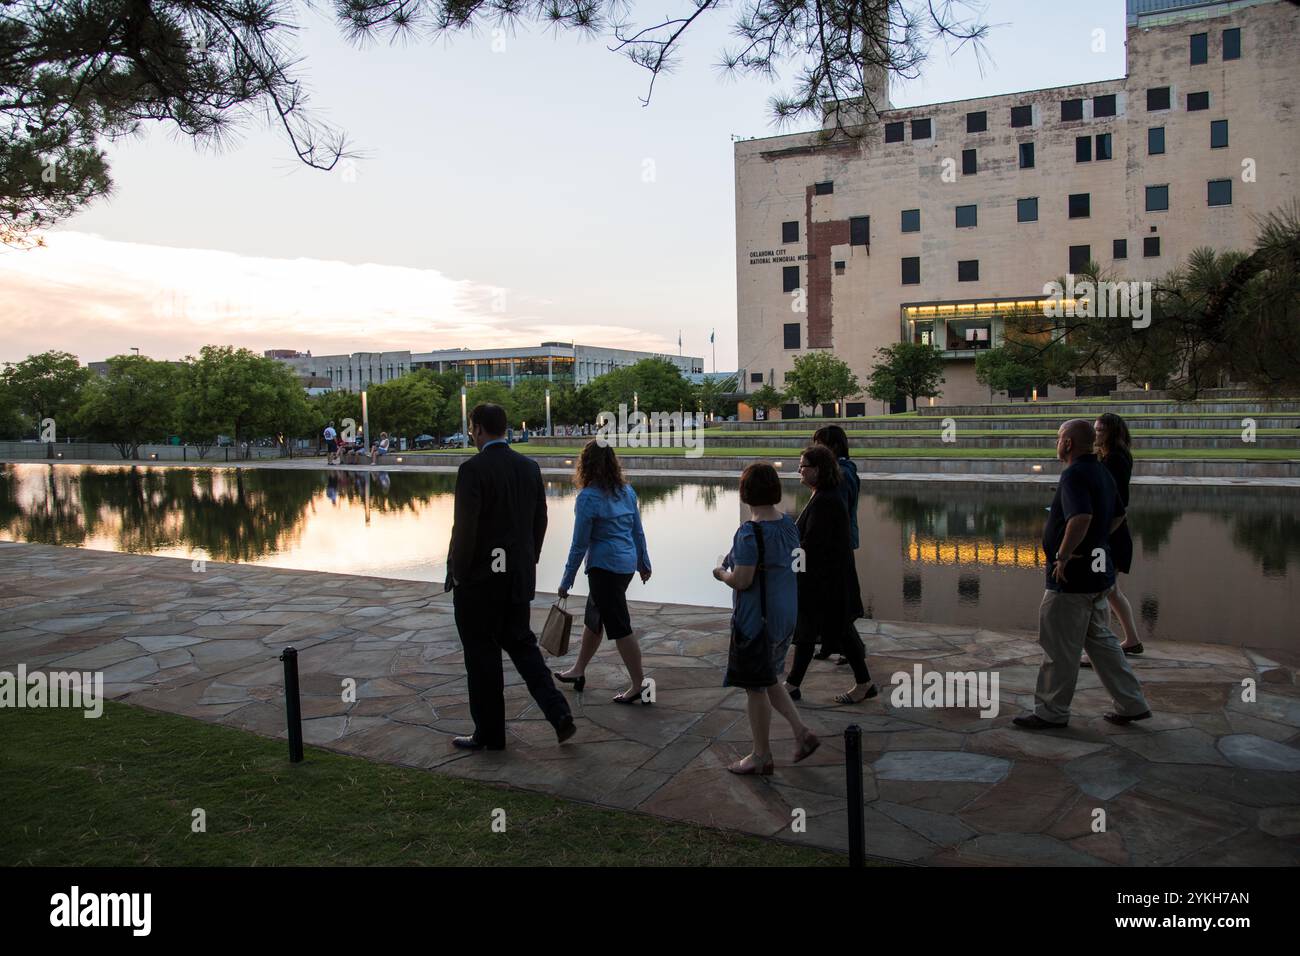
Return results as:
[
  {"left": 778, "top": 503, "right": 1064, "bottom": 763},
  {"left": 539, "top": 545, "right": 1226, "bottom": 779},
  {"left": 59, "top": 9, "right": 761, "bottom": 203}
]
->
[
  {"left": 1084, "top": 412, "right": 1142, "bottom": 667},
  {"left": 811, "top": 424, "right": 861, "bottom": 666},
  {"left": 785, "top": 444, "right": 877, "bottom": 704},
  {"left": 554, "top": 440, "right": 653, "bottom": 704},
  {"left": 714, "top": 462, "right": 819, "bottom": 773}
]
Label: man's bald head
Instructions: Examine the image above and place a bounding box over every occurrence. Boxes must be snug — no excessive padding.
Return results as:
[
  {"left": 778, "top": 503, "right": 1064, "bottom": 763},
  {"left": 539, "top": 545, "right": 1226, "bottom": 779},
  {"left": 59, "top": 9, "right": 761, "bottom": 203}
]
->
[{"left": 1057, "top": 418, "right": 1095, "bottom": 462}]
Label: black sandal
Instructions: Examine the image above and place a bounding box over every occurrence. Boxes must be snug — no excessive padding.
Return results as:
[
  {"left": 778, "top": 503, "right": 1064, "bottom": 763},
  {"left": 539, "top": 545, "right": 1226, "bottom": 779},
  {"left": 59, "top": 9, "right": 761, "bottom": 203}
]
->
[{"left": 612, "top": 690, "right": 649, "bottom": 705}]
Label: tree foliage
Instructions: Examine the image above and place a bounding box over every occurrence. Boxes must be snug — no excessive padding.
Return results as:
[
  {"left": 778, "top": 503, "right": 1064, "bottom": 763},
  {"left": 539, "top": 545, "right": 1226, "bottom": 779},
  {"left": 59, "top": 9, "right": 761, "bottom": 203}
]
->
[
  {"left": 77, "top": 354, "right": 180, "bottom": 457},
  {"left": 784, "top": 351, "right": 860, "bottom": 414},
  {"left": 3, "top": 0, "right": 988, "bottom": 241},
  {"left": 1, "top": 349, "right": 90, "bottom": 435},
  {"left": 865, "top": 341, "right": 944, "bottom": 411}
]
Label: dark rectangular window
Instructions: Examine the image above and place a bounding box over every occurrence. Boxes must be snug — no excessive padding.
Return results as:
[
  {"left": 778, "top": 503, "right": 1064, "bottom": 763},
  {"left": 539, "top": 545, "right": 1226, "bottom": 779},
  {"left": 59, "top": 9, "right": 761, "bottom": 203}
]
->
[
  {"left": 1019, "top": 142, "right": 1035, "bottom": 168},
  {"left": 1096, "top": 133, "right": 1113, "bottom": 160},
  {"left": 1148, "top": 87, "right": 1171, "bottom": 111},
  {"left": 1011, "top": 105, "right": 1032, "bottom": 127},
  {"left": 1076, "top": 136, "right": 1092, "bottom": 162},
  {"left": 1148, "top": 126, "right": 1165, "bottom": 154},
  {"left": 1069, "top": 245, "right": 1091, "bottom": 274},
  {"left": 884, "top": 121, "right": 905, "bottom": 143},
  {"left": 781, "top": 221, "right": 799, "bottom": 244},
  {"left": 911, "top": 118, "right": 932, "bottom": 139},
  {"left": 1190, "top": 32, "right": 1208, "bottom": 65},
  {"left": 966, "top": 111, "right": 987, "bottom": 133},
  {"left": 750, "top": 371, "right": 764, "bottom": 383},
  {"left": 849, "top": 216, "right": 870, "bottom": 246},
  {"left": 1113, "top": 239, "right": 1128, "bottom": 260},
  {"left": 1017, "top": 197, "right": 1038, "bottom": 223},
  {"left": 955, "top": 204, "right": 977, "bottom": 228},
  {"left": 901, "top": 257, "right": 921, "bottom": 285},
  {"left": 900, "top": 208, "right": 920, "bottom": 233},
  {"left": 783, "top": 323, "right": 801, "bottom": 349},
  {"left": 962, "top": 148, "right": 977, "bottom": 174},
  {"left": 1093, "top": 94, "right": 1117, "bottom": 117},
  {"left": 782, "top": 265, "right": 800, "bottom": 292},
  {"left": 814, "top": 181, "right": 833, "bottom": 195},
  {"left": 1069, "top": 193, "right": 1091, "bottom": 219},
  {"left": 1144, "top": 236, "right": 1161, "bottom": 258},
  {"left": 1210, "top": 119, "right": 1228, "bottom": 148},
  {"left": 834, "top": 260, "right": 845, "bottom": 275},
  {"left": 1061, "top": 98, "right": 1084, "bottom": 122},
  {"left": 1146, "top": 184, "right": 1169, "bottom": 211},
  {"left": 1207, "top": 179, "right": 1232, "bottom": 206},
  {"left": 1223, "top": 27, "right": 1241, "bottom": 60},
  {"left": 958, "top": 260, "right": 980, "bottom": 282},
  {"left": 1188, "top": 91, "right": 1209, "bottom": 111}
]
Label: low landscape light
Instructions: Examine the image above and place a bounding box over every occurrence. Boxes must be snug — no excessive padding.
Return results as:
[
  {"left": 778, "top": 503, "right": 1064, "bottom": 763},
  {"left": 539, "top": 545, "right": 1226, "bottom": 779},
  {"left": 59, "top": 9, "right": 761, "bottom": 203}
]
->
[{"left": 1031, "top": 464, "right": 1043, "bottom": 472}]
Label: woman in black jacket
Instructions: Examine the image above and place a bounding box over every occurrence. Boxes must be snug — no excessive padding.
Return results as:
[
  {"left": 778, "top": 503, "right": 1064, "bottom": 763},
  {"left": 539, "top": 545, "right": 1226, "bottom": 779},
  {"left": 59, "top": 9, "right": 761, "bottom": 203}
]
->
[
  {"left": 1084, "top": 412, "right": 1142, "bottom": 667},
  {"left": 784, "top": 444, "right": 877, "bottom": 704}
]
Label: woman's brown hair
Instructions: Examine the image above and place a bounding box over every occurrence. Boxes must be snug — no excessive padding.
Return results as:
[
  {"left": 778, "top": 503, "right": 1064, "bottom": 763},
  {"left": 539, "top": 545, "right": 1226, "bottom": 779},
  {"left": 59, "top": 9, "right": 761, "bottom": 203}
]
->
[
  {"left": 1095, "top": 412, "right": 1132, "bottom": 459},
  {"left": 799, "top": 444, "right": 841, "bottom": 490},
  {"left": 575, "top": 439, "right": 626, "bottom": 493},
  {"left": 740, "top": 462, "right": 782, "bottom": 506}
]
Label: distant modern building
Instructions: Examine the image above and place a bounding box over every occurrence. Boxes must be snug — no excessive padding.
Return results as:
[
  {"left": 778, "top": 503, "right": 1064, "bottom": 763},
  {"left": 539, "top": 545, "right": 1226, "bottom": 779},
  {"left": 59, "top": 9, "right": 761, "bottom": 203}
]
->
[
  {"left": 271, "top": 343, "right": 704, "bottom": 393},
  {"left": 734, "top": 0, "right": 1299, "bottom": 414}
]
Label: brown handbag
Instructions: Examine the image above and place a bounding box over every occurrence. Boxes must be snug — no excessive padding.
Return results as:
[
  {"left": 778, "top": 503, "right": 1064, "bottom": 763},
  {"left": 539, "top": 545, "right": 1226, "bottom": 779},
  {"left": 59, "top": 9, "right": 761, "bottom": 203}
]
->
[{"left": 540, "top": 597, "right": 573, "bottom": 657}]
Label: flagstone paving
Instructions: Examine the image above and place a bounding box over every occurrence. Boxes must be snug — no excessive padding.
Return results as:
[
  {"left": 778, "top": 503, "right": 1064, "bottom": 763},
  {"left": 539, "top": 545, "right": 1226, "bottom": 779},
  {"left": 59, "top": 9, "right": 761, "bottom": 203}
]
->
[{"left": 2, "top": 540, "right": 1297, "bottom": 866}]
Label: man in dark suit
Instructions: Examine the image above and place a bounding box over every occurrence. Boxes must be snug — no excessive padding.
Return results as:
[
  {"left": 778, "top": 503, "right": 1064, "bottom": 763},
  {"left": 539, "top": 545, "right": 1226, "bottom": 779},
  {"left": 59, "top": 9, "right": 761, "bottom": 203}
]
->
[{"left": 445, "top": 403, "right": 575, "bottom": 751}]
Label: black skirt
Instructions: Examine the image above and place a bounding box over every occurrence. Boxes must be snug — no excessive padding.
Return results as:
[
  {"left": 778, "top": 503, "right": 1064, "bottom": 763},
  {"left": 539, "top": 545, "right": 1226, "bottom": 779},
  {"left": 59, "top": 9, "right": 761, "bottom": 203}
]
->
[{"left": 1111, "top": 523, "right": 1133, "bottom": 575}]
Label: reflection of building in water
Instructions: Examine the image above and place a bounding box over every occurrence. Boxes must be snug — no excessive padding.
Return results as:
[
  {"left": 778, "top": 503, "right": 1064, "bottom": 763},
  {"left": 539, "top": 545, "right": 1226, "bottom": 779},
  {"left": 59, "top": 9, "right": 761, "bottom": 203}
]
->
[{"left": 906, "top": 533, "right": 1046, "bottom": 569}]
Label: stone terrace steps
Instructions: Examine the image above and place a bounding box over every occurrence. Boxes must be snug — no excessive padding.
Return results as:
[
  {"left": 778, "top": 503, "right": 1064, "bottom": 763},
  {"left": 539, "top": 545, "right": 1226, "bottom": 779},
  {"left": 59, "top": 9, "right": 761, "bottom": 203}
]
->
[
  {"left": 711, "top": 415, "right": 1300, "bottom": 432},
  {"left": 533, "top": 434, "right": 1300, "bottom": 451}
]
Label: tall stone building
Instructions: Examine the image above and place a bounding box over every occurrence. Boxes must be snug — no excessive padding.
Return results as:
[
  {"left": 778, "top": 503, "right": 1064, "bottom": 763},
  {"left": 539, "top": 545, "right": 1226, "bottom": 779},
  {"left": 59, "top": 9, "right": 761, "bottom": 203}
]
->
[{"left": 734, "top": 0, "right": 1299, "bottom": 414}]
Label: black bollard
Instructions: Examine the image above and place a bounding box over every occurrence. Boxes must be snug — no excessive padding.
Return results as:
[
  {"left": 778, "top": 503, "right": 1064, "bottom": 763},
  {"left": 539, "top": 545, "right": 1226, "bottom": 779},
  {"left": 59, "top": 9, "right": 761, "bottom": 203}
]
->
[
  {"left": 280, "top": 646, "right": 304, "bottom": 763},
  {"left": 845, "top": 724, "right": 866, "bottom": 867}
]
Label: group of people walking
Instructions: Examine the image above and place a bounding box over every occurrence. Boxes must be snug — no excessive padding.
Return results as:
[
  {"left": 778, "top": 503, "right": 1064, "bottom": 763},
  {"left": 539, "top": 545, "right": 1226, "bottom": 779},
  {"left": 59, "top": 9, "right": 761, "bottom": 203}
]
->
[{"left": 443, "top": 402, "right": 1152, "bottom": 769}]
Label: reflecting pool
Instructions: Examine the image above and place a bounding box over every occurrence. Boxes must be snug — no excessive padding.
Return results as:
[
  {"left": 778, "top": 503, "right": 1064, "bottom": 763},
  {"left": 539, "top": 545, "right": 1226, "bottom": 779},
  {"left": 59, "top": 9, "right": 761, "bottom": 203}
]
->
[{"left": 1, "top": 463, "right": 1295, "bottom": 650}]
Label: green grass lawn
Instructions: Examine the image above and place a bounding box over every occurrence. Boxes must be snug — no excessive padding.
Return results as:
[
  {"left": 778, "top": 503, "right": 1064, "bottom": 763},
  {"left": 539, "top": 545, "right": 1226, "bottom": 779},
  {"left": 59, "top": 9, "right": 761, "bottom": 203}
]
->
[
  {"left": 409, "top": 446, "right": 1298, "bottom": 461},
  {"left": 1, "top": 702, "right": 842, "bottom": 867}
]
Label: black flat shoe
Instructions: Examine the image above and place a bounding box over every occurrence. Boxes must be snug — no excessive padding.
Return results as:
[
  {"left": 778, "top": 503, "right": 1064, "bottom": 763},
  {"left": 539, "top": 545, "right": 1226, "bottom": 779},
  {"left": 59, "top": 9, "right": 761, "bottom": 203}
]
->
[
  {"left": 612, "top": 690, "right": 649, "bottom": 705},
  {"left": 452, "top": 735, "right": 504, "bottom": 751},
  {"left": 1122, "top": 643, "right": 1144, "bottom": 656},
  {"left": 555, "top": 716, "right": 577, "bottom": 743},
  {"left": 1012, "top": 714, "right": 1069, "bottom": 730},
  {"left": 1103, "top": 710, "right": 1151, "bottom": 726},
  {"left": 553, "top": 671, "right": 585, "bottom": 693}
]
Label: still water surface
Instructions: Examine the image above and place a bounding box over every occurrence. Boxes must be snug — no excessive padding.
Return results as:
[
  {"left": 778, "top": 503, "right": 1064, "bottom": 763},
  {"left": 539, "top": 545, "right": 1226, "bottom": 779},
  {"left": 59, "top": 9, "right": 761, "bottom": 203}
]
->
[{"left": 2, "top": 464, "right": 1296, "bottom": 650}]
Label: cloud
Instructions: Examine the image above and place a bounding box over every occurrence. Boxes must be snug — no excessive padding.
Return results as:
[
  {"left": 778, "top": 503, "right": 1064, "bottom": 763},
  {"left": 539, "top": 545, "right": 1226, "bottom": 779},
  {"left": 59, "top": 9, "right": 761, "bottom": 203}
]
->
[{"left": 0, "top": 232, "right": 677, "bottom": 363}]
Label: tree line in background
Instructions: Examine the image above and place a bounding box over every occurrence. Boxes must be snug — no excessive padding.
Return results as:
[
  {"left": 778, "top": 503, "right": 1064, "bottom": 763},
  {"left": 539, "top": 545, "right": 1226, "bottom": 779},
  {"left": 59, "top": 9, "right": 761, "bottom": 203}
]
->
[{"left": 0, "top": 349, "right": 740, "bottom": 457}]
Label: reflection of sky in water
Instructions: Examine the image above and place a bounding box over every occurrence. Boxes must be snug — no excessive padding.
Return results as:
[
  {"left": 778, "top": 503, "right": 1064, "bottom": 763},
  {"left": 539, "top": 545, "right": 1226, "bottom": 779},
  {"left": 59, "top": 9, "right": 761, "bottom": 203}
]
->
[{"left": 1, "top": 464, "right": 1296, "bottom": 648}]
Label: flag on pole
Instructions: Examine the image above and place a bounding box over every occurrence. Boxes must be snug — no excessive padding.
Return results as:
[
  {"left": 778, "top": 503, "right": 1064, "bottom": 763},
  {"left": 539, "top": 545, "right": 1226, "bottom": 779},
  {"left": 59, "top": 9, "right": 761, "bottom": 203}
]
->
[{"left": 710, "top": 329, "right": 714, "bottom": 344}]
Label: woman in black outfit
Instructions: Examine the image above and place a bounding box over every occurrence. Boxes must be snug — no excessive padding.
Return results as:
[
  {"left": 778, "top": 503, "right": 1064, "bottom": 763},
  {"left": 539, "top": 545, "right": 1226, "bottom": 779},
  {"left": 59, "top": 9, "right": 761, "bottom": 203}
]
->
[
  {"left": 810, "top": 424, "right": 861, "bottom": 667},
  {"left": 1083, "top": 412, "right": 1142, "bottom": 667},
  {"left": 784, "top": 444, "right": 877, "bottom": 705}
]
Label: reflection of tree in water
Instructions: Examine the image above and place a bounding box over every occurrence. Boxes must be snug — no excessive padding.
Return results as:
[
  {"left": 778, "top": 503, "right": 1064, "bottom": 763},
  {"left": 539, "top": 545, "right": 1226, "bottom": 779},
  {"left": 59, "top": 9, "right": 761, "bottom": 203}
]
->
[
  {"left": 323, "top": 470, "right": 452, "bottom": 514},
  {"left": 1129, "top": 509, "right": 1180, "bottom": 558},
  {"left": 177, "top": 469, "right": 320, "bottom": 562},
  {"left": 0, "top": 465, "right": 91, "bottom": 546},
  {"left": 1220, "top": 511, "right": 1300, "bottom": 577}
]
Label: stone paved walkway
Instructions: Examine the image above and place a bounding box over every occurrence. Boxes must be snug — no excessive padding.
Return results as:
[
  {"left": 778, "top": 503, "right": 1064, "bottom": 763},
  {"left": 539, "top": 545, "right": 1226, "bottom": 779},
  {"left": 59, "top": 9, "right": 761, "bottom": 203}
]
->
[{"left": 3, "top": 541, "right": 1298, "bottom": 865}]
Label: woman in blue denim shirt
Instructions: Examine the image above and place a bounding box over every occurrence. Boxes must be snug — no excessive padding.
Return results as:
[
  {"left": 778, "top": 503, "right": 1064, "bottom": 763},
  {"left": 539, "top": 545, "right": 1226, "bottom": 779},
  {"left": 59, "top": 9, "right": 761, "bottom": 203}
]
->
[{"left": 554, "top": 441, "right": 653, "bottom": 704}]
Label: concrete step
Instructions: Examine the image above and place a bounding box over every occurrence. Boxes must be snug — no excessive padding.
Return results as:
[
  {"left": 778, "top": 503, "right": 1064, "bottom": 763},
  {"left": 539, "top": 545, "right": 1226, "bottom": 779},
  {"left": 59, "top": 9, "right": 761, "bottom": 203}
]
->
[
  {"left": 711, "top": 415, "right": 1300, "bottom": 432},
  {"left": 533, "top": 434, "right": 1299, "bottom": 450}
]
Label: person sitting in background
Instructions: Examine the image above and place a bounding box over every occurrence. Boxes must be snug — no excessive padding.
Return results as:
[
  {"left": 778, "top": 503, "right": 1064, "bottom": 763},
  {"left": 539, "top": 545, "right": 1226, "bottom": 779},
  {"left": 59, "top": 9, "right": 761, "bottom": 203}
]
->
[{"left": 369, "top": 432, "right": 390, "bottom": 465}]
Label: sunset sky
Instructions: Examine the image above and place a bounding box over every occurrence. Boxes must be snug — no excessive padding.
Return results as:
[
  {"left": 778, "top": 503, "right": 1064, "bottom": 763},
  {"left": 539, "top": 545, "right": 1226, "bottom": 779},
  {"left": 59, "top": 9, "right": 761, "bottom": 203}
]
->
[{"left": 0, "top": 1, "right": 1126, "bottom": 369}]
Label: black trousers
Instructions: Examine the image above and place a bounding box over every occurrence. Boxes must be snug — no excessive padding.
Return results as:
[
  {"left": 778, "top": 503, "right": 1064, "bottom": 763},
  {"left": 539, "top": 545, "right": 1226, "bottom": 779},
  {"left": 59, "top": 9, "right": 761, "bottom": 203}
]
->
[
  {"left": 788, "top": 620, "right": 872, "bottom": 687},
  {"left": 452, "top": 583, "right": 571, "bottom": 749}
]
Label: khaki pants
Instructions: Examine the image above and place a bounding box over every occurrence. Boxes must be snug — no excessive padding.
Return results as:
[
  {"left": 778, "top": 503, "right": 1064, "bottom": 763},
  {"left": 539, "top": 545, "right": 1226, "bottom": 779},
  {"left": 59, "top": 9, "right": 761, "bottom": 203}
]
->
[{"left": 1034, "top": 587, "right": 1150, "bottom": 724}]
